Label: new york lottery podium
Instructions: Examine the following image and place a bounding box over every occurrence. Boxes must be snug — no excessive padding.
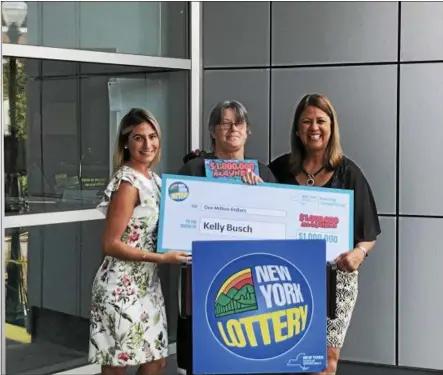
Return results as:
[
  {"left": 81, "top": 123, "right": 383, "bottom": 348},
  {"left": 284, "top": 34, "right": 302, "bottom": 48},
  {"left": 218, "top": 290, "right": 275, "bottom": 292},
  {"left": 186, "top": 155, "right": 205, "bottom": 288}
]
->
[
  {"left": 178, "top": 249, "right": 338, "bottom": 375},
  {"left": 160, "top": 173, "right": 353, "bottom": 373},
  {"left": 180, "top": 263, "right": 338, "bottom": 319}
]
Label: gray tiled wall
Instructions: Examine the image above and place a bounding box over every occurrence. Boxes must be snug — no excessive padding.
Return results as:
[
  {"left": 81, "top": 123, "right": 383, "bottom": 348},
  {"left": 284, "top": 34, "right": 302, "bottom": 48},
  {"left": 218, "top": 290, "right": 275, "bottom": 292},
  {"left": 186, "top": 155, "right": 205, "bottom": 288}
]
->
[
  {"left": 203, "top": 2, "right": 271, "bottom": 67},
  {"left": 202, "top": 1, "right": 443, "bottom": 371},
  {"left": 271, "top": 2, "right": 398, "bottom": 65},
  {"left": 398, "top": 218, "right": 443, "bottom": 370},
  {"left": 399, "top": 63, "right": 443, "bottom": 216}
]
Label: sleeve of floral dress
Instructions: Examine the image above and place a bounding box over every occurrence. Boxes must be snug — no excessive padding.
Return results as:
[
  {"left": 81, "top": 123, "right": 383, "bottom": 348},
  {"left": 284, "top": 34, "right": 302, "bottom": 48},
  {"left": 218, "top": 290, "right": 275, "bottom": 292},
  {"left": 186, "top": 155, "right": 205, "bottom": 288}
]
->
[{"left": 96, "top": 168, "right": 141, "bottom": 215}]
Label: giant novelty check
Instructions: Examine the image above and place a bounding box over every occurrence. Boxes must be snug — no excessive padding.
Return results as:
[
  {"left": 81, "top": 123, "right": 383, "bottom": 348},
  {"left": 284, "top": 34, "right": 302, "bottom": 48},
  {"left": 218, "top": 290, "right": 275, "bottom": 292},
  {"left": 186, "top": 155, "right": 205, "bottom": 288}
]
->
[{"left": 157, "top": 174, "right": 354, "bottom": 261}]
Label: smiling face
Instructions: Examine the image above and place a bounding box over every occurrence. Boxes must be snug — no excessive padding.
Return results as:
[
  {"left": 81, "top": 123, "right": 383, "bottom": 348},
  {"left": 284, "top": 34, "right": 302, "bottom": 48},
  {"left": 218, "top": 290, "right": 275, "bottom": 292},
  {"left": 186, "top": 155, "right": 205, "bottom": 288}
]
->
[
  {"left": 213, "top": 108, "right": 248, "bottom": 152},
  {"left": 297, "top": 105, "right": 332, "bottom": 153},
  {"left": 126, "top": 122, "right": 159, "bottom": 166}
]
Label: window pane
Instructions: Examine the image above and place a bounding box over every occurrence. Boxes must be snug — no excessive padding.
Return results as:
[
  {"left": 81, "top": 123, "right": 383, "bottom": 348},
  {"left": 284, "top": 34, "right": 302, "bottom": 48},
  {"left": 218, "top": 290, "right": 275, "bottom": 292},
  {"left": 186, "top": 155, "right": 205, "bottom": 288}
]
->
[
  {"left": 5, "top": 222, "right": 101, "bottom": 373},
  {"left": 1, "top": 1, "right": 188, "bottom": 58},
  {"left": 5, "top": 221, "right": 179, "bottom": 372},
  {"left": 3, "top": 57, "right": 189, "bottom": 216}
]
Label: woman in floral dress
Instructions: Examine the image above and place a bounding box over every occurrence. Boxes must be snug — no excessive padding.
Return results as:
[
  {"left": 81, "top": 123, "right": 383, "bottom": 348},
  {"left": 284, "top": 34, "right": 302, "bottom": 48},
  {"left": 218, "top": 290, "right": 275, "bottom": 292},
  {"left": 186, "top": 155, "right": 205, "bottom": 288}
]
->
[{"left": 89, "top": 108, "right": 190, "bottom": 375}]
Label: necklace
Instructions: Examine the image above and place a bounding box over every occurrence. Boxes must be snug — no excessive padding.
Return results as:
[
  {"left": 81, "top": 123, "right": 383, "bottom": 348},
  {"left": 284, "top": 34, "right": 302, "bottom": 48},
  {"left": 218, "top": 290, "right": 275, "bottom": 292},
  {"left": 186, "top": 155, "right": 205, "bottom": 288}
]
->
[{"left": 302, "top": 166, "right": 325, "bottom": 186}]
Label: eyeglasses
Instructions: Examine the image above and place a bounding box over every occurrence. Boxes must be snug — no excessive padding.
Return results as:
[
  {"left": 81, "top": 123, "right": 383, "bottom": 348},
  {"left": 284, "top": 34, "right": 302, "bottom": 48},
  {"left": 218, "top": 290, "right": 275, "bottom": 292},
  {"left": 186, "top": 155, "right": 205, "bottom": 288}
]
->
[{"left": 218, "top": 122, "right": 247, "bottom": 131}]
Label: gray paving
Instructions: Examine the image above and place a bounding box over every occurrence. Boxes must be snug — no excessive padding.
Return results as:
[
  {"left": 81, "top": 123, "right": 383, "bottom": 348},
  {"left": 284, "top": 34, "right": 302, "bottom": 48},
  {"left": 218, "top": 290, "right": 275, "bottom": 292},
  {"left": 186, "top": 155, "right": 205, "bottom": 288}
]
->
[
  {"left": 6, "top": 339, "right": 85, "bottom": 374},
  {"left": 5, "top": 342, "right": 436, "bottom": 375}
]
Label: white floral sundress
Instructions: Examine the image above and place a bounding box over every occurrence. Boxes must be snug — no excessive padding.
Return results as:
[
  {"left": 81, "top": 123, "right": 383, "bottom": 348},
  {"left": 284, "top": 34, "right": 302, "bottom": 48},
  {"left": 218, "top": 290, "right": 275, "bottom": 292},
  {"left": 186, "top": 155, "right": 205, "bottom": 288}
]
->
[{"left": 88, "top": 166, "right": 168, "bottom": 366}]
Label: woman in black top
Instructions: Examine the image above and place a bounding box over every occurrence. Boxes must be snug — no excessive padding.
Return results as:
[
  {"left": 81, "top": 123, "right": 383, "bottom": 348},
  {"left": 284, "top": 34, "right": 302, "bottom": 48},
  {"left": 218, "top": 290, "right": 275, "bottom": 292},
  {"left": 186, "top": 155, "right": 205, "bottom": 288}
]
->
[
  {"left": 176, "top": 100, "right": 276, "bottom": 375},
  {"left": 269, "top": 94, "right": 381, "bottom": 375},
  {"left": 182, "top": 94, "right": 381, "bottom": 375}
]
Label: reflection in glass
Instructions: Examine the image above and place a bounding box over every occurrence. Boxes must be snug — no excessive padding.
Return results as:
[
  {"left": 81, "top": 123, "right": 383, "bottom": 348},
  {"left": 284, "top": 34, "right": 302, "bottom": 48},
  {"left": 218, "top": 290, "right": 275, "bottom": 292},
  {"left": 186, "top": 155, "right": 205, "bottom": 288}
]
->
[
  {"left": 4, "top": 222, "right": 104, "bottom": 373},
  {"left": 1, "top": 1, "right": 188, "bottom": 58},
  {"left": 1, "top": 1, "right": 28, "bottom": 45},
  {"left": 2, "top": 57, "right": 187, "bottom": 372},
  {"left": 4, "top": 57, "right": 28, "bottom": 214},
  {"left": 4, "top": 229, "right": 28, "bottom": 328},
  {"left": 2, "top": 58, "right": 189, "bottom": 216},
  {"left": 4, "top": 220, "right": 179, "bottom": 373}
]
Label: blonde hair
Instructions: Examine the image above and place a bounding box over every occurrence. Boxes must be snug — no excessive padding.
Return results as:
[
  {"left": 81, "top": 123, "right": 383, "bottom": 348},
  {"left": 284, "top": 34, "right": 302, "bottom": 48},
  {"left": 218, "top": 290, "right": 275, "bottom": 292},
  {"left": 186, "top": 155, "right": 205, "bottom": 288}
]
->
[
  {"left": 290, "top": 93, "right": 344, "bottom": 174},
  {"left": 113, "top": 108, "right": 162, "bottom": 173}
]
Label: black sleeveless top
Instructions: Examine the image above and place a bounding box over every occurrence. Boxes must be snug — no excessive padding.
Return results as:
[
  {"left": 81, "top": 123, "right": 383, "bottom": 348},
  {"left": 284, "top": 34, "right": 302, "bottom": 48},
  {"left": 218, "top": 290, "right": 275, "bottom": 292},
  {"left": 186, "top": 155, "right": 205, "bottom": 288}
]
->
[{"left": 269, "top": 153, "right": 381, "bottom": 246}]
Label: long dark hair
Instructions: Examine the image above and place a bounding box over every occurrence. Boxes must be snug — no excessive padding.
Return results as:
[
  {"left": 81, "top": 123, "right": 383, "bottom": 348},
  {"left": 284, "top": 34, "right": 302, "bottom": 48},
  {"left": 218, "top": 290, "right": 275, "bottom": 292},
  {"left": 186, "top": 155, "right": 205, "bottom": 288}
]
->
[{"left": 290, "top": 94, "right": 344, "bottom": 174}]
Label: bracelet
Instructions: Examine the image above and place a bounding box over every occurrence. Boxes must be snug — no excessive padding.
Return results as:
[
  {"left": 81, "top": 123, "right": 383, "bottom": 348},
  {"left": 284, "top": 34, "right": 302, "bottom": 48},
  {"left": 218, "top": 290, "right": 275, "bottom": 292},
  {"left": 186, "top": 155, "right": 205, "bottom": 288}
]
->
[{"left": 356, "top": 245, "right": 368, "bottom": 257}]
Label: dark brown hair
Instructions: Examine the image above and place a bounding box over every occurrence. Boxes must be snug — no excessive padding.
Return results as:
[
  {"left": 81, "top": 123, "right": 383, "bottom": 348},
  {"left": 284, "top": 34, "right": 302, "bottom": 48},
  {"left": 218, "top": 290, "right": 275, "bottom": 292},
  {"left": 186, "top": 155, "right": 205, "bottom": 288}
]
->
[{"left": 290, "top": 93, "right": 344, "bottom": 174}]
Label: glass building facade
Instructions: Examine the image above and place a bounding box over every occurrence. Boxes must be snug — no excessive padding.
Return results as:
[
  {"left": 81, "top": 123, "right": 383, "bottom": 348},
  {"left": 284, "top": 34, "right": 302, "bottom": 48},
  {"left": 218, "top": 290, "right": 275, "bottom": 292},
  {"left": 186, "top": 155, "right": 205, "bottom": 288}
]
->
[{"left": 1, "top": 2, "right": 202, "bottom": 373}]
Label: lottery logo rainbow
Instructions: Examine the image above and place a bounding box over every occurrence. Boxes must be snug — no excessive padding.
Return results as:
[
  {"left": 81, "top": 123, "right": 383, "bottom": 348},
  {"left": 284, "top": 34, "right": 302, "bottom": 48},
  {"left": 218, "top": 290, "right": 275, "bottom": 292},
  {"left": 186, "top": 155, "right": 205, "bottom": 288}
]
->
[
  {"left": 206, "top": 253, "right": 314, "bottom": 360},
  {"left": 215, "top": 268, "right": 258, "bottom": 318}
]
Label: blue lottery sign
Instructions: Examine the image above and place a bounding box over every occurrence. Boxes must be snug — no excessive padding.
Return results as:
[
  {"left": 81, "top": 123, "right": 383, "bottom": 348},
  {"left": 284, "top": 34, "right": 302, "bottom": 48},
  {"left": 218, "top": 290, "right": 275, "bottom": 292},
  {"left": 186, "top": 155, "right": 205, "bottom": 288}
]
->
[{"left": 192, "top": 239, "right": 327, "bottom": 374}]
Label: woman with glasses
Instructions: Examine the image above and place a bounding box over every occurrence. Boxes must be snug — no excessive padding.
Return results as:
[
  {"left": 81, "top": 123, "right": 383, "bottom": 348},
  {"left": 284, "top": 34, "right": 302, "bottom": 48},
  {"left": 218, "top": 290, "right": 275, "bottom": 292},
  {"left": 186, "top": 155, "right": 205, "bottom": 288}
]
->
[
  {"left": 180, "top": 100, "right": 276, "bottom": 182},
  {"left": 176, "top": 100, "right": 277, "bottom": 375}
]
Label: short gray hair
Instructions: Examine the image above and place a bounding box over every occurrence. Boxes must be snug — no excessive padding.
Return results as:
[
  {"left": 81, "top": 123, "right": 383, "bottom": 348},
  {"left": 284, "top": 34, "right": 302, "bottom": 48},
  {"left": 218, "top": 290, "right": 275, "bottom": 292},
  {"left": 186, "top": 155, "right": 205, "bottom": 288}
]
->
[{"left": 208, "top": 100, "right": 250, "bottom": 149}]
